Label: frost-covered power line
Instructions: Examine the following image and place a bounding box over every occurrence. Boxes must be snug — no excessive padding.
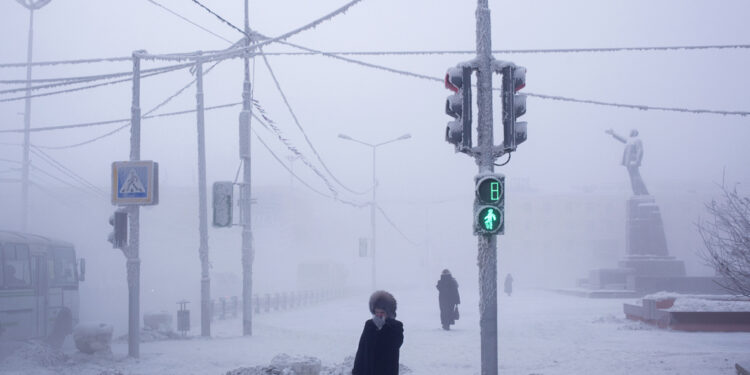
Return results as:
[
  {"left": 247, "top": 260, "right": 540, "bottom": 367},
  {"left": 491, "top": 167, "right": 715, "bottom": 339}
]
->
[
  {"left": 0, "top": 63, "right": 190, "bottom": 103},
  {"left": 0, "top": 63, "right": 192, "bottom": 86},
  {"left": 259, "top": 48, "right": 371, "bottom": 195},
  {"left": 375, "top": 204, "right": 421, "bottom": 247},
  {"left": 524, "top": 92, "right": 750, "bottom": 116},
  {"left": 145, "top": 0, "right": 234, "bottom": 44},
  {"left": 257, "top": 43, "right": 750, "bottom": 56},
  {"left": 251, "top": 127, "right": 364, "bottom": 208}
]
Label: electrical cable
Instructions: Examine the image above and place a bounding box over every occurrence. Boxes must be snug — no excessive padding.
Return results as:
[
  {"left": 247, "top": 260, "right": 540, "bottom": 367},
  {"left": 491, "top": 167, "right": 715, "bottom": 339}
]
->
[
  {"left": 4, "top": 43, "right": 750, "bottom": 69},
  {"left": 0, "top": 62, "right": 193, "bottom": 87},
  {"left": 0, "top": 63, "right": 190, "bottom": 103},
  {"left": 260, "top": 36, "right": 750, "bottom": 116},
  {"left": 145, "top": 0, "right": 234, "bottom": 44},
  {"left": 494, "top": 152, "right": 511, "bottom": 166},
  {"left": 30, "top": 146, "right": 107, "bottom": 196},
  {"left": 251, "top": 126, "right": 365, "bottom": 208},
  {"left": 375, "top": 203, "right": 421, "bottom": 247},
  {"left": 0, "top": 56, "right": 132, "bottom": 69},
  {"left": 253, "top": 44, "right": 750, "bottom": 57},
  {"left": 30, "top": 59, "right": 228, "bottom": 149},
  {"left": 251, "top": 104, "right": 341, "bottom": 200},
  {"left": 259, "top": 48, "right": 372, "bottom": 195},
  {"left": 523, "top": 92, "right": 750, "bottom": 116}
]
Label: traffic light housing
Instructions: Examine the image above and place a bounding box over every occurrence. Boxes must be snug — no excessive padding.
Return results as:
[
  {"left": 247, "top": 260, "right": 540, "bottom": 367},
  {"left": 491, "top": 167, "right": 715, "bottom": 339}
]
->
[
  {"left": 474, "top": 173, "right": 505, "bottom": 235},
  {"left": 444, "top": 66, "right": 473, "bottom": 151},
  {"left": 502, "top": 65, "right": 527, "bottom": 152},
  {"left": 212, "top": 181, "right": 233, "bottom": 228},
  {"left": 108, "top": 209, "right": 128, "bottom": 249}
]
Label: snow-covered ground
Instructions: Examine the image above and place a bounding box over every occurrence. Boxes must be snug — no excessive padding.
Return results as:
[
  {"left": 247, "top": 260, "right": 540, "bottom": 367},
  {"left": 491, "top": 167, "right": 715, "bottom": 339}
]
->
[{"left": 3, "top": 288, "right": 749, "bottom": 374}]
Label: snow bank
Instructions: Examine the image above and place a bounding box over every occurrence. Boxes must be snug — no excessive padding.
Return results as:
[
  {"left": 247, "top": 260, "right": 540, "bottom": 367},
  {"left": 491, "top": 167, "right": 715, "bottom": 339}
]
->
[
  {"left": 74, "top": 323, "right": 113, "bottom": 354},
  {"left": 637, "top": 292, "right": 750, "bottom": 311},
  {"left": 226, "top": 354, "right": 411, "bottom": 375}
]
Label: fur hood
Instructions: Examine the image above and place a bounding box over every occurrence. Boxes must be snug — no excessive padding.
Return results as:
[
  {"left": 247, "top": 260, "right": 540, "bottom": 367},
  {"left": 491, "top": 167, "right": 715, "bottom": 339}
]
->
[{"left": 369, "top": 290, "right": 397, "bottom": 318}]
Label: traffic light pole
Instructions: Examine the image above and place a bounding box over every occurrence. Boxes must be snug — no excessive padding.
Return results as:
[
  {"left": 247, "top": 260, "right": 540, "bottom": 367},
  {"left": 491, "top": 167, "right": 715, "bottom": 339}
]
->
[
  {"left": 239, "top": 0, "right": 255, "bottom": 336},
  {"left": 475, "top": 1, "right": 499, "bottom": 375},
  {"left": 195, "top": 57, "right": 211, "bottom": 337},
  {"left": 127, "top": 51, "right": 143, "bottom": 358}
]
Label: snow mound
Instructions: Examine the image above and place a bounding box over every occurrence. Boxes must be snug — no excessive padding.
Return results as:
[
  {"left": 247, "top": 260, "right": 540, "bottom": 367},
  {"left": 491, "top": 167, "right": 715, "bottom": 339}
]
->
[
  {"left": 2, "top": 340, "right": 68, "bottom": 369},
  {"left": 226, "top": 354, "right": 412, "bottom": 375},
  {"left": 74, "top": 323, "right": 113, "bottom": 354},
  {"left": 115, "top": 325, "right": 186, "bottom": 343}
]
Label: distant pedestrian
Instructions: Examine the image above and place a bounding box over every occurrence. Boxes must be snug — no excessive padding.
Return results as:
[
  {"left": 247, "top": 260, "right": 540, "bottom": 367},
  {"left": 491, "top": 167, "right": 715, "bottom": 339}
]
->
[
  {"left": 504, "top": 273, "right": 514, "bottom": 296},
  {"left": 436, "top": 269, "right": 460, "bottom": 330},
  {"left": 352, "top": 290, "right": 404, "bottom": 375}
]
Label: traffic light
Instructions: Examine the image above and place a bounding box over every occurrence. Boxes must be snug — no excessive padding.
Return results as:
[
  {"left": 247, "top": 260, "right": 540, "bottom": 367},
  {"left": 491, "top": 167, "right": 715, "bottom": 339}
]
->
[
  {"left": 212, "top": 181, "right": 233, "bottom": 228},
  {"left": 444, "top": 66, "right": 473, "bottom": 150},
  {"left": 474, "top": 173, "right": 505, "bottom": 235},
  {"left": 108, "top": 209, "right": 128, "bottom": 249},
  {"left": 502, "top": 65, "right": 527, "bottom": 152}
]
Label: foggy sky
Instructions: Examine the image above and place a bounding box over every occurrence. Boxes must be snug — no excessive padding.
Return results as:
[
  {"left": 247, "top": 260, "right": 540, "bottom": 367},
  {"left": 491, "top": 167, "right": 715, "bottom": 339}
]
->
[{"left": 1, "top": 0, "right": 749, "bottom": 326}]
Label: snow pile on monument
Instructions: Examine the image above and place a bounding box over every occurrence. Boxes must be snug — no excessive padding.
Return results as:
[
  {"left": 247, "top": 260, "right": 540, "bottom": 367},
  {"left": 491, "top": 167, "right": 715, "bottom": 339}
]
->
[{"left": 74, "top": 322, "right": 113, "bottom": 354}]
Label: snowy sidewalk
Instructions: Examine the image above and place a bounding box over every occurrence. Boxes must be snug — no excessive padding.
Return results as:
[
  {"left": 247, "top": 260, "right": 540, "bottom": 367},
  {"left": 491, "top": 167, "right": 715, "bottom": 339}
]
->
[{"left": 2, "top": 288, "right": 749, "bottom": 374}]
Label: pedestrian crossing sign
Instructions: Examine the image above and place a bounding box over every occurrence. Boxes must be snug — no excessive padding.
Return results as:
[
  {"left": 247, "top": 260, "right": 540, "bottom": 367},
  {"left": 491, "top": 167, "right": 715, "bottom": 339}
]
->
[{"left": 112, "top": 161, "right": 159, "bottom": 205}]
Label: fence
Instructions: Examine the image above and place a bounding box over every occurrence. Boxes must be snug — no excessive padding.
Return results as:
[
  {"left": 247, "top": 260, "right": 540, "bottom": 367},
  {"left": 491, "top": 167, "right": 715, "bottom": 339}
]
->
[{"left": 209, "top": 289, "right": 347, "bottom": 321}]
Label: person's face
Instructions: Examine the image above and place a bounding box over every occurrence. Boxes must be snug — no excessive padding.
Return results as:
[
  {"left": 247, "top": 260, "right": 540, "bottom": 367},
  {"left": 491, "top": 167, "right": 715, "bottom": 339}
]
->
[{"left": 374, "top": 308, "right": 387, "bottom": 319}]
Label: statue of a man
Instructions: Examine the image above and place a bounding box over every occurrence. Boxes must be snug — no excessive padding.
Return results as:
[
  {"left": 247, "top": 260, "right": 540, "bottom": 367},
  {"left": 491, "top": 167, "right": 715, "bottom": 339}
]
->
[{"left": 605, "top": 128, "right": 649, "bottom": 195}]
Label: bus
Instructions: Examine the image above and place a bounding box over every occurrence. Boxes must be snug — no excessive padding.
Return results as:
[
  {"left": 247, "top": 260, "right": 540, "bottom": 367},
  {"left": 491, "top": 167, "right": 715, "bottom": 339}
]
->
[{"left": 0, "top": 231, "right": 85, "bottom": 346}]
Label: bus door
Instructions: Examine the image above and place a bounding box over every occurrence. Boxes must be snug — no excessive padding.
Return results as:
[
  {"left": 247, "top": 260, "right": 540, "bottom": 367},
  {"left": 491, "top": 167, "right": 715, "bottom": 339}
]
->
[{"left": 31, "top": 255, "right": 48, "bottom": 338}]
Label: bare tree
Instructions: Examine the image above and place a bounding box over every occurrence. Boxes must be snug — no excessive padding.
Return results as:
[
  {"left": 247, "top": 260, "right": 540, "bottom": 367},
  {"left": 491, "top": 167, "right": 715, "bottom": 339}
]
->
[{"left": 697, "top": 184, "right": 750, "bottom": 296}]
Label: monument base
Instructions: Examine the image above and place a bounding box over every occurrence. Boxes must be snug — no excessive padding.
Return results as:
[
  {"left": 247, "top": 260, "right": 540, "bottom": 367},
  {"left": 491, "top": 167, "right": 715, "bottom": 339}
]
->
[{"left": 618, "top": 256, "right": 686, "bottom": 277}]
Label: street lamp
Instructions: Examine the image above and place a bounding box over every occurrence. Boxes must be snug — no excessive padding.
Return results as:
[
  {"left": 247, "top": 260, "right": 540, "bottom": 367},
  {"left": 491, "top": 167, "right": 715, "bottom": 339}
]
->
[
  {"left": 338, "top": 133, "right": 411, "bottom": 291},
  {"left": 16, "top": 0, "right": 52, "bottom": 231}
]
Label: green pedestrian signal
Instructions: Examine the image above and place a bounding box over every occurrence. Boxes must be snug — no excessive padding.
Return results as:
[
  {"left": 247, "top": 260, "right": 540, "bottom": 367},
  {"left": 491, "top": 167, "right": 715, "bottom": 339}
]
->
[
  {"left": 474, "top": 173, "right": 505, "bottom": 235},
  {"left": 476, "top": 206, "right": 503, "bottom": 234}
]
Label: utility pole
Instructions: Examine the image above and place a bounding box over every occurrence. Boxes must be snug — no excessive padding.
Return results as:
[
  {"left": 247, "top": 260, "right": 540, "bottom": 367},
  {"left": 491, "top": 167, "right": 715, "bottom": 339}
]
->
[
  {"left": 16, "top": 0, "right": 52, "bottom": 231},
  {"left": 239, "top": 0, "right": 255, "bottom": 336},
  {"left": 195, "top": 56, "right": 211, "bottom": 337},
  {"left": 337, "top": 133, "right": 411, "bottom": 291},
  {"left": 127, "top": 50, "right": 144, "bottom": 358}
]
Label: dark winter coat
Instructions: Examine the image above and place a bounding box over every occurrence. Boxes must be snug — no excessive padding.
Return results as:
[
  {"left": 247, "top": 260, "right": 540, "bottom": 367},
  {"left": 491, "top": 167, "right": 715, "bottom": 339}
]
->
[
  {"left": 436, "top": 274, "right": 460, "bottom": 326},
  {"left": 352, "top": 317, "right": 404, "bottom": 375}
]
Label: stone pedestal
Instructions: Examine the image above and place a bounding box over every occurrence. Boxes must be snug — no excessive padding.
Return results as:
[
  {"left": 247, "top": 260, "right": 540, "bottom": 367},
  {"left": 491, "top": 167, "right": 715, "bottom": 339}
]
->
[
  {"left": 584, "top": 194, "right": 690, "bottom": 292},
  {"left": 626, "top": 195, "right": 669, "bottom": 257},
  {"left": 622, "top": 195, "right": 685, "bottom": 277}
]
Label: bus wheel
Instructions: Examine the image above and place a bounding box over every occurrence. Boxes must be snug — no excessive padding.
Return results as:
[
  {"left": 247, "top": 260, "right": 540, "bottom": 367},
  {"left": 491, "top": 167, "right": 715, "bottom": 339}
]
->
[{"left": 46, "top": 308, "right": 73, "bottom": 349}]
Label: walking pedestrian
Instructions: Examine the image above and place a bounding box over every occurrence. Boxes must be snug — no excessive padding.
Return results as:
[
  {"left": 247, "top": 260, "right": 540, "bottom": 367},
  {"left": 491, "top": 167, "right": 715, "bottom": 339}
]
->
[
  {"left": 504, "top": 273, "right": 514, "bottom": 296},
  {"left": 352, "top": 290, "right": 404, "bottom": 375},
  {"left": 436, "top": 269, "right": 460, "bottom": 330}
]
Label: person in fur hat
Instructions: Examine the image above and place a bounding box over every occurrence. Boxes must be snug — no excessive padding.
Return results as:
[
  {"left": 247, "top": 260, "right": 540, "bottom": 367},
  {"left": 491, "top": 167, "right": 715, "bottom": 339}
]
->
[
  {"left": 436, "top": 269, "right": 460, "bottom": 330},
  {"left": 352, "top": 290, "right": 404, "bottom": 375}
]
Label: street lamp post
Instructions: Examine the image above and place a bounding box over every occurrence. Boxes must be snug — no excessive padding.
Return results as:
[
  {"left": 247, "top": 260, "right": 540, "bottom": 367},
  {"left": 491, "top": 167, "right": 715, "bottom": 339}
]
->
[
  {"left": 338, "top": 133, "right": 411, "bottom": 291},
  {"left": 15, "top": 0, "right": 52, "bottom": 231}
]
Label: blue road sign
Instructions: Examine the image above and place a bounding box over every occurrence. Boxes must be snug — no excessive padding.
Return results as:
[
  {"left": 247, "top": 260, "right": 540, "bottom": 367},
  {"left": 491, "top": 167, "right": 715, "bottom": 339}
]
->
[{"left": 112, "top": 161, "right": 159, "bottom": 205}]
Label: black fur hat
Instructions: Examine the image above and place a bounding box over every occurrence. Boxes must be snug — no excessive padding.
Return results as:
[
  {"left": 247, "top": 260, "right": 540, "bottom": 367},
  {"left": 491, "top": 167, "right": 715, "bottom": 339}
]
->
[{"left": 369, "top": 290, "right": 397, "bottom": 318}]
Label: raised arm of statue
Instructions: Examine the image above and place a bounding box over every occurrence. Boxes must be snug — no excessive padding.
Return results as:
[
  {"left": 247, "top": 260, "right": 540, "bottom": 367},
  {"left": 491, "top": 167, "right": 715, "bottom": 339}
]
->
[{"left": 605, "top": 129, "right": 626, "bottom": 144}]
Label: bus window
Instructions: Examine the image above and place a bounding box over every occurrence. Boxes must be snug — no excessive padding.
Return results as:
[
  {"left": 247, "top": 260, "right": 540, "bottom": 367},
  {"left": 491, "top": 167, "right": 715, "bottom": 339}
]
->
[
  {"left": 51, "top": 247, "right": 77, "bottom": 285},
  {"left": 2, "top": 244, "right": 31, "bottom": 288}
]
